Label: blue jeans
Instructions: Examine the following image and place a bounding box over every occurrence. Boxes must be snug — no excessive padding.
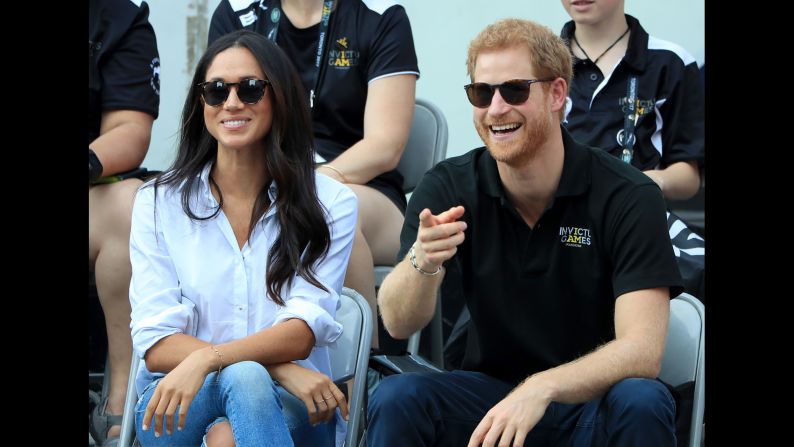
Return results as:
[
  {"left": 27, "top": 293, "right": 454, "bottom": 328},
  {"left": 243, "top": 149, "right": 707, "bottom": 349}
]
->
[
  {"left": 367, "top": 370, "right": 676, "bottom": 446},
  {"left": 135, "top": 361, "right": 335, "bottom": 447}
]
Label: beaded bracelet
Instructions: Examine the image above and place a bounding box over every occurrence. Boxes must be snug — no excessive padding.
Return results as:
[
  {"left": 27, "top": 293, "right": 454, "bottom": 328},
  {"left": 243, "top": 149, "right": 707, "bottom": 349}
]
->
[
  {"left": 210, "top": 345, "right": 224, "bottom": 376},
  {"left": 409, "top": 243, "right": 442, "bottom": 276}
]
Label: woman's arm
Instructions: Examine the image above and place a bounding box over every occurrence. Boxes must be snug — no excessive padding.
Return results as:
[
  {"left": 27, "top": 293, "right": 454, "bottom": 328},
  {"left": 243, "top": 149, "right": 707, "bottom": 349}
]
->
[
  {"left": 144, "top": 319, "right": 315, "bottom": 373},
  {"left": 317, "top": 74, "right": 416, "bottom": 184}
]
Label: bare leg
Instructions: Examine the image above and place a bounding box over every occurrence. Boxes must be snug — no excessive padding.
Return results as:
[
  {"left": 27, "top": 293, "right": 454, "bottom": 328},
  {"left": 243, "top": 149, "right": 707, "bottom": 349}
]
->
[
  {"left": 89, "top": 178, "right": 142, "bottom": 438},
  {"left": 205, "top": 421, "right": 236, "bottom": 447},
  {"left": 344, "top": 185, "right": 404, "bottom": 349}
]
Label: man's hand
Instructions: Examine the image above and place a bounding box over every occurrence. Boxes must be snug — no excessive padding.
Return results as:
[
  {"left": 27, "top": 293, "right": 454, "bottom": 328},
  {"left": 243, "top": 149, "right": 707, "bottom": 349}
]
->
[
  {"left": 414, "top": 206, "right": 467, "bottom": 272},
  {"left": 467, "top": 381, "right": 551, "bottom": 447}
]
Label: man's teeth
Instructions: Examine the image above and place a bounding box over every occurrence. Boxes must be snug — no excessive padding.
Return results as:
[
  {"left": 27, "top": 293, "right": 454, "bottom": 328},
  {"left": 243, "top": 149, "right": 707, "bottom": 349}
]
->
[{"left": 491, "top": 123, "right": 520, "bottom": 132}]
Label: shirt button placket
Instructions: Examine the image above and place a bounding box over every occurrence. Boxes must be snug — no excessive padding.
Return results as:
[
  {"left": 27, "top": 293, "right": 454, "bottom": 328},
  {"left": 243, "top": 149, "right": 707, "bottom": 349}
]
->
[{"left": 236, "top": 254, "right": 246, "bottom": 319}]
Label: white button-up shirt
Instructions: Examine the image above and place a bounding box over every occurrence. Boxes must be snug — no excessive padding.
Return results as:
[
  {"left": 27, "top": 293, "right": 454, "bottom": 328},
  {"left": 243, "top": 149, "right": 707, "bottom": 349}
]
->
[{"left": 129, "top": 163, "right": 357, "bottom": 404}]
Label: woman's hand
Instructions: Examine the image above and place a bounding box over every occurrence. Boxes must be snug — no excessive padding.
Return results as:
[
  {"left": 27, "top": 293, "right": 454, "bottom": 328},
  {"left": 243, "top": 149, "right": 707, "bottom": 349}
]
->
[
  {"left": 269, "top": 362, "right": 349, "bottom": 425},
  {"left": 141, "top": 347, "right": 216, "bottom": 437}
]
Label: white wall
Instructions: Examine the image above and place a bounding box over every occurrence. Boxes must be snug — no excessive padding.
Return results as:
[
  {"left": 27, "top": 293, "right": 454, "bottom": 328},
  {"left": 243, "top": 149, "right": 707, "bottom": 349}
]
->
[{"left": 142, "top": 0, "right": 704, "bottom": 169}]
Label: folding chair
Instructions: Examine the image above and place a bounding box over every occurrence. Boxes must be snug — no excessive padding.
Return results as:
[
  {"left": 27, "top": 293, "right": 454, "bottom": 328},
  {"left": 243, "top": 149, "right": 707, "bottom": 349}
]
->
[
  {"left": 373, "top": 98, "right": 449, "bottom": 364},
  {"left": 659, "top": 293, "right": 705, "bottom": 447},
  {"left": 329, "top": 287, "right": 373, "bottom": 446},
  {"left": 118, "top": 287, "right": 374, "bottom": 447}
]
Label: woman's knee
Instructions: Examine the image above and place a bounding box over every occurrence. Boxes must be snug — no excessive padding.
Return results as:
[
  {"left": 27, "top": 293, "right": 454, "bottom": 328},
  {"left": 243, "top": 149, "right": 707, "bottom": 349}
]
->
[
  {"left": 204, "top": 420, "right": 235, "bottom": 447},
  {"left": 90, "top": 178, "right": 142, "bottom": 236},
  {"left": 220, "top": 361, "right": 274, "bottom": 387},
  {"left": 346, "top": 185, "right": 403, "bottom": 237},
  {"left": 217, "top": 361, "right": 279, "bottom": 401}
]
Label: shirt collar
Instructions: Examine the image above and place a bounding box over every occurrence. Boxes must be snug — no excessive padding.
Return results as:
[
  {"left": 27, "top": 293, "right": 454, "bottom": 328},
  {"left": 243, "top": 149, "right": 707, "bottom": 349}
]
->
[
  {"left": 555, "top": 126, "right": 591, "bottom": 198},
  {"left": 197, "top": 161, "right": 279, "bottom": 219},
  {"left": 477, "top": 126, "right": 591, "bottom": 202},
  {"left": 561, "top": 14, "right": 649, "bottom": 72}
]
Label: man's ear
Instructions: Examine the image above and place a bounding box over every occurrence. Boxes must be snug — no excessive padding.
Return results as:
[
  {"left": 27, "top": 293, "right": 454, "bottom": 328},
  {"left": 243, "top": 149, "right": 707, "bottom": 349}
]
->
[{"left": 549, "top": 78, "right": 568, "bottom": 114}]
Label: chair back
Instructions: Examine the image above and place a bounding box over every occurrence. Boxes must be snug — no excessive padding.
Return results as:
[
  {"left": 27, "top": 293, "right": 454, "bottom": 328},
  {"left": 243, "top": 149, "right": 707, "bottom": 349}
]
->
[
  {"left": 328, "top": 287, "right": 373, "bottom": 446},
  {"left": 118, "top": 354, "right": 140, "bottom": 447},
  {"left": 659, "top": 293, "right": 705, "bottom": 447},
  {"left": 397, "top": 98, "right": 449, "bottom": 194}
]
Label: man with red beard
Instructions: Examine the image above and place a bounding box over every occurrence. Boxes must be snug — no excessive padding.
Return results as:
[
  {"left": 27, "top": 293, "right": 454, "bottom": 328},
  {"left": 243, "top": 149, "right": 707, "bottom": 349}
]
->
[{"left": 368, "top": 18, "right": 682, "bottom": 447}]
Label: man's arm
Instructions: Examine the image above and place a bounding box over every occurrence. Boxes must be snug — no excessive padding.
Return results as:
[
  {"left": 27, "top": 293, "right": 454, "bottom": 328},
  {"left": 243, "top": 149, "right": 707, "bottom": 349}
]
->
[
  {"left": 651, "top": 56, "right": 704, "bottom": 201},
  {"left": 90, "top": 110, "right": 153, "bottom": 177},
  {"left": 643, "top": 160, "right": 700, "bottom": 200},
  {"left": 468, "top": 287, "right": 670, "bottom": 447},
  {"left": 378, "top": 206, "right": 467, "bottom": 339}
]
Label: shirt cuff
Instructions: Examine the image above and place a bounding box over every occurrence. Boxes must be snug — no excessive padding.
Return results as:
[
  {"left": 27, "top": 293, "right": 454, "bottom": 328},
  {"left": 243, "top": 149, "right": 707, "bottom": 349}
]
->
[
  {"left": 273, "top": 297, "right": 343, "bottom": 347},
  {"left": 131, "top": 298, "right": 198, "bottom": 358}
]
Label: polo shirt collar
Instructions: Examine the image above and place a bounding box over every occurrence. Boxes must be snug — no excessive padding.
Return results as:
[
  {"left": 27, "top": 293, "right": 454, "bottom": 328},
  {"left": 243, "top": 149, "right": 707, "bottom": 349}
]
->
[
  {"left": 477, "top": 126, "right": 591, "bottom": 201},
  {"left": 477, "top": 147, "right": 504, "bottom": 200},
  {"left": 555, "top": 126, "right": 591, "bottom": 198},
  {"left": 561, "top": 14, "right": 649, "bottom": 73}
]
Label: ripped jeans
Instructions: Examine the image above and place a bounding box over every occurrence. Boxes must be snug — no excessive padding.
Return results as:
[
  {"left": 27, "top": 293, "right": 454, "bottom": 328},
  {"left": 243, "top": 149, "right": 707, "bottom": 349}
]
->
[{"left": 134, "top": 361, "right": 335, "bottom": 447}]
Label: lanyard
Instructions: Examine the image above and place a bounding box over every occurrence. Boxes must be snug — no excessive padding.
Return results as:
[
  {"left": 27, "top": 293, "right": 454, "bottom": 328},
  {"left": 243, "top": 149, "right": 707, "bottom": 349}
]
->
[
  {"left": 618, "top": 75, "right": 638, "bottom": 164},
  {"left": 266, "top": 0, "right": 335, "bottom": 109}
]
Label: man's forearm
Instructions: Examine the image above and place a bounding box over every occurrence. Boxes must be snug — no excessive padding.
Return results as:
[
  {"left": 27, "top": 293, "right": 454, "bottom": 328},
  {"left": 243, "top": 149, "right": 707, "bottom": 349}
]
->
[
  {"left": 644, "top": 160, "right": 700, "bottom": 200},
  {"left": 377, "top": 256, "right": 444, "bottom": 339},
  {"left": 519, "top": 335, "right": 663, "bottom": 405},
  {"left": 91, "top": 110, "right": 154, "bottom": 177}
]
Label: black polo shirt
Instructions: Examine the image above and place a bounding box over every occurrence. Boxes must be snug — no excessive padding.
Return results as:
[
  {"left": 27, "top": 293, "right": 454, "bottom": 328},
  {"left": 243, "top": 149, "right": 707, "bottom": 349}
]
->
[
  {"left": 209, "top": 0, "right": 419, "bottom": 209},
  {"left": 398, "top": 127, "right": 683, "bottom": 385},
  {"left": 89, "top": 0, "right": 160, "bottom": 145},
  {"left": 561, "top": 15, "right": 704, "bottom": 171}
]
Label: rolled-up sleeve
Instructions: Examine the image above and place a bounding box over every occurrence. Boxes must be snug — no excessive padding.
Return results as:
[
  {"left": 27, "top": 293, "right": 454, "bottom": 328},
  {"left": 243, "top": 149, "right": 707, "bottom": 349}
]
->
[
  {"left": 129, "top": 185, "right": 193, "bottom": 358},
  {"left": 273, "top": 183, "right": 358, "bottom": 347}
]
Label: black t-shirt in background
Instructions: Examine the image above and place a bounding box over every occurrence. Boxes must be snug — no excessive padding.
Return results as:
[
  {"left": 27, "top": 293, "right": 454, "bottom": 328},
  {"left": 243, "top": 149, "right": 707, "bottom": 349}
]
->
[{"left": 88, "top": 0, "right": 160, "bottom": 145}]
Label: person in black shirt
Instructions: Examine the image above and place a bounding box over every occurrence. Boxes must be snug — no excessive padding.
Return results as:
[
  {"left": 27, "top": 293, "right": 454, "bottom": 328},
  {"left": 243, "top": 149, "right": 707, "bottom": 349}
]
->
[
  {"left": 88, "top": 0, "right": 160, "bottom": 445},
  {"left": 209, "top": 0, "right": 419, "bottom": 348},
  {"left": 560, "top": 0, "right": 704, "bottom": 200},
  {"left": 369, "top": 18, "right": 682, "bottom": 447}
]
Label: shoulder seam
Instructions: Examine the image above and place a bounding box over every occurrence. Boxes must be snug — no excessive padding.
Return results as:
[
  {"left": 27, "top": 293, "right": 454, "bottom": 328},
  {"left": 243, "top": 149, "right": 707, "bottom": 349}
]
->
[
  {"left": 361, "top": 0, "right": 400, "bottom": 15},
  {"left": 647, "top": 36, "right": 697, "bottom": 66},
  {"left": 228, "top": 0, "right": 259, "bottom": 12}
]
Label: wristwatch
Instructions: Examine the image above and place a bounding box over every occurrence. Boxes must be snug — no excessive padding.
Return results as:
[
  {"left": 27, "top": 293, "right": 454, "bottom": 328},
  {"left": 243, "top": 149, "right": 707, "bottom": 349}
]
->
[{"left": 89, "top": 148, "right": 103, "bottom": 183}]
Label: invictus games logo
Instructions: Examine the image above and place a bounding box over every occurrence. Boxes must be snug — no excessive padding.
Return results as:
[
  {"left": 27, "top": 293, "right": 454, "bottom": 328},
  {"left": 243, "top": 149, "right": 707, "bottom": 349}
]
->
[
  {"left": 560, "top": 226, "right": 591, "bottom": 247},
  {"left": 150, "top": 57, "right": 160, "bottom": 96},
  {"left": 321, "top": 1, "right": 333, "bottom": 25},
  {"left": 328, "top": 36, "right": 358, "bottom": 69},
  {"left": 615, "top": 97, "right": 655, "bottom": 147}
]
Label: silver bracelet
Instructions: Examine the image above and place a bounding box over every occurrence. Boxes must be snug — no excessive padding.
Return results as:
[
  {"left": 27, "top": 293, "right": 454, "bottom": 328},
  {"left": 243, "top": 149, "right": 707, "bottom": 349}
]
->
[{"left": 409, "top": 243, "right": 442, "bottom": 276}]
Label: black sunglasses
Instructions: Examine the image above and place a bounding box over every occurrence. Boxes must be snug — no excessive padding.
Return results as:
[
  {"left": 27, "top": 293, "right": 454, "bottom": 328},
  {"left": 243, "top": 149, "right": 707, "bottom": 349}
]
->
[
  {"left": 463, "top": 78, "right": 554, "bottom": 108},
  {"left": 198, "top": 79, "right": 271, "bottom": 107}
]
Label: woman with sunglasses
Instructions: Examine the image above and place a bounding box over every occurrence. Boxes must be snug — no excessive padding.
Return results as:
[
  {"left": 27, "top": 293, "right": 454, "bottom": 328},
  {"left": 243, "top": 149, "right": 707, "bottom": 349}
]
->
[
  {"left": 129, "top": 30, "right": 357, "bottom": 447},
  {"left": 209, "top": 0, "right": 419, "bottom": 350}
]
